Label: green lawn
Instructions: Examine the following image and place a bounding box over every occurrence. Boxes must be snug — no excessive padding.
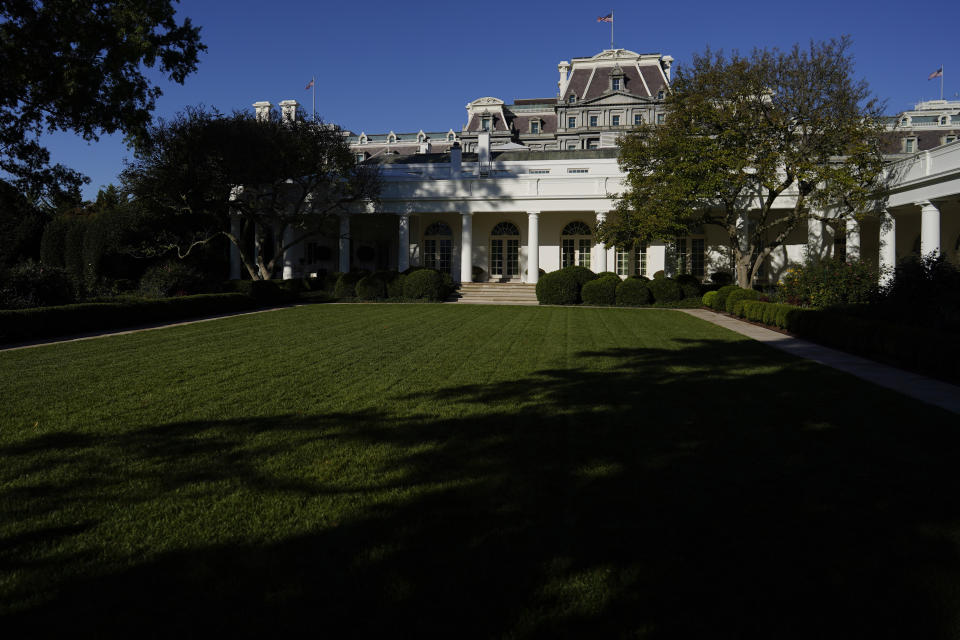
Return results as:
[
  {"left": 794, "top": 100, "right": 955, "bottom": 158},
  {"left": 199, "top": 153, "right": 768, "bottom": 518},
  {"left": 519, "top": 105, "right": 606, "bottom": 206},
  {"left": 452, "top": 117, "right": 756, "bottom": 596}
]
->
[{"left": 2, "top": 304, "right": 959, "bottom": 638}]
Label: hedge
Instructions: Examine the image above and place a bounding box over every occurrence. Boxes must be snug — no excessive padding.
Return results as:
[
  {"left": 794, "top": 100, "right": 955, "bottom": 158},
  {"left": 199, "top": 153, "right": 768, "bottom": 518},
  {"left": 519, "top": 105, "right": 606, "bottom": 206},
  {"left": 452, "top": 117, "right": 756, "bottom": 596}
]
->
[
  {"left": 616, "top": 278, "right": 653, "bottom": 306},
  {"left": 536, "top": 269, "right": 579, "bottom": 305},
  {"left": 355, "top": 274, "right": 387, "bottom": 300},
  {"left": 333, "top": 272, "right": 368, "bottom": 298},
  {"left": 647, "top": 277, "right": 683, "bottom": 303},
  {"left": 0, "top": 293, "right": 260, "bottom": 343},
  {"left": 701, "top": 291, "right": 718, "bottom": 308},
  {"left": 725, "top": 288, "right": 762, "bottom": 315},
  {"left": 581, "top": 275, "right": 619, "bottom": 306},
  {"left": 403, "top": 269, "right": 447, "bottom": 300},
  {"left": 711, "top": 285, "right": 741, "bottom": 311}
]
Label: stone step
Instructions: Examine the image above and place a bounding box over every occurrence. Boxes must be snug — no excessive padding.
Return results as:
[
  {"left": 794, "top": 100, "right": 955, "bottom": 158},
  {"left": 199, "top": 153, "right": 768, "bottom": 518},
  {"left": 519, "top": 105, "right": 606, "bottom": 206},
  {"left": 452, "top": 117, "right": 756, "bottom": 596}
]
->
[{"left": 451, "top": 282, "right": 539, "bottom": 305}]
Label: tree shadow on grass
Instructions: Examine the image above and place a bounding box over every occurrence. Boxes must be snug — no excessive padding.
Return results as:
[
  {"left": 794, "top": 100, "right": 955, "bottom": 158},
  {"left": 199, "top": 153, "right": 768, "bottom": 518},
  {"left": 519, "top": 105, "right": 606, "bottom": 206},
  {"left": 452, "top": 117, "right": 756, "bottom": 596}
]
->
[{"left": 2, "top": 338, "right": 960, "bottom": 638}]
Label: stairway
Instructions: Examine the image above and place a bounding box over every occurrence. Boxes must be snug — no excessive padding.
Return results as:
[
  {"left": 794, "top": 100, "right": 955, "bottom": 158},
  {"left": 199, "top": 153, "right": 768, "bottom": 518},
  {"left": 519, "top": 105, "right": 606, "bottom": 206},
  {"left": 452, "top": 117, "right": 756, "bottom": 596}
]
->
[{"left": 450, "top": 282, "right": 539, "bottom": 305}]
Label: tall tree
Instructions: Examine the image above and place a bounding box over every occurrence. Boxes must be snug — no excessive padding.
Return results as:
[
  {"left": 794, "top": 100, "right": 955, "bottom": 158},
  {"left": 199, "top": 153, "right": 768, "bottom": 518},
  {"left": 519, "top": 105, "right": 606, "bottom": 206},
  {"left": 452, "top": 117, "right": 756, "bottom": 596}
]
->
[
  {"left": 122, "top": 107, "right": 380, "bottom": 280},
  {"left": 0, "top": 0, "right": 205, "bottom": 197},
  {"left": 598, "top": 36, "right": 887, "bottom": 288}
]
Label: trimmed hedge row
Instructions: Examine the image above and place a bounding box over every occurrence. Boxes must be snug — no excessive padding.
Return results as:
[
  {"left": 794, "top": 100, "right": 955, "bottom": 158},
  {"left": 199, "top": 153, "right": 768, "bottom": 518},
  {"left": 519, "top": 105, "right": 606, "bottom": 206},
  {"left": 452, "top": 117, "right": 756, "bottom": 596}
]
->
[
  {"left": 0, "top": 293, "right": 260, "bottom": 343},
  {"left": 581, "top": 275, "right": 620, "bottom": 306},
  {"left": 536, "top": 267, "right": 699, "bottom": 306},
  {"left": 729, "top": 299, "right": 960, "bottom": 383}
]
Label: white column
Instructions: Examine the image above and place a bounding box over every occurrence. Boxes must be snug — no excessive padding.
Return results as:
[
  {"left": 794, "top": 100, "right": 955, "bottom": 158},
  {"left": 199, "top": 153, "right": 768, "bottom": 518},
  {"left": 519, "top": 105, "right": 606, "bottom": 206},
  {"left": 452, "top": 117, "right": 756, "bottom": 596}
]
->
[
  {"left": 595, "top": 211, "right": 608, "bottom": 273},
  {"left": 460, "top": 211, "right": 473, "bottom": 283},
  {"left": 527, "top": 211, "right": 540, "bottom": 284},
  {"left": 398, "top": 214, "right": 410, "bottom": 272},
  {"left": 229, "top": 215, "right": 242, "bottom": 280},
  {"left": 879, "top": 210, "right": 897, "bottom": 285},
  {"left": 846, "top": 215, "right": 861, "bottom": 261},
  {"left": 920, "top": 200, "right": 941, "bottom": 256},
  {"left": 282, "top": 227, "right": 296, "bottom": 280},
  {"left": 338, "top": 214, "right": 350, "bottom": 273},
  {"left": 807, "top": 217, "right": 825, "bottom": 261}
]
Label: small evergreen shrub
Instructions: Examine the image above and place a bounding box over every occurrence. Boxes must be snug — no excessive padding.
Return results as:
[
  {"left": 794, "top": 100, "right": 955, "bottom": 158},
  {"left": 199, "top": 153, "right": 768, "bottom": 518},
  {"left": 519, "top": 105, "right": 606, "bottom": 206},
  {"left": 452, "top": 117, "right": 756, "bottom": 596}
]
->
[
  {"left": 333, "top": 271, "right": 368, "bottom": 298},
  {"left": 403, "top": 269, "right": 446, "bottom": 300},
  {"left": 725, "top": 288, "right": 762, "bottom": 314},
  {"left": 386, "top": 273, "right": 406, "bottom": 298},
  {"left": 581, "top": 275, "right": 619, "bottom": 306},
  {"left": 616, "top": 278, "right": 653, "bottom": 306},
  {"left": 778, "top": 258, "right": 879, "bottom": 308},
  {"left": 712, "top": 285, "right": 741, "bottom": 311},
  {"left": 675, "top": 273, "right": 702, "bottom": 299},
  {"left": 647, "top": 277, "right": 683, "bottom": 303},
  {"left": 536, "top": 269, "right": 579, "bottom": 305},
  {"left": 701, "top": 291, "right": 718, "bottom": 307},
  {"left": 594, "top": 271, "right": 619, "bottom": 280},
  {"left": 139, "top": 260, "right": 205, "bottom": 298},
  {"left": 229, "top": 279, "right": 294, "bottom": 305},
  {"left": 355, "top": 274, "right": 387, "bottom": 300},
  {"left": 562, "top": 265, "right": 599, "bottom": 290}
]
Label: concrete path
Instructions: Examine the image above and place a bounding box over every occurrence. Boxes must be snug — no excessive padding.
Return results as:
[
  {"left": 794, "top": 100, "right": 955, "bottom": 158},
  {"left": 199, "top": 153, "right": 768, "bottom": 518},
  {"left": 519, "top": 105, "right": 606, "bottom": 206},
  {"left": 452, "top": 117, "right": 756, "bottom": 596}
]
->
[{"left": 680, "top": 308, "right": 960, "bottom": 415}]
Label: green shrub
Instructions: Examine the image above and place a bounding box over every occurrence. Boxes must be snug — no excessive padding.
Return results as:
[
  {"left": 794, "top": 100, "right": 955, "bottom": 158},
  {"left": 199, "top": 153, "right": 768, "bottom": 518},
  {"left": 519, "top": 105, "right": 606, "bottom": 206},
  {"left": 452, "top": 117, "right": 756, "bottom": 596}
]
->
[
  {"left": 403, "top": 269, "right": 446, "bottom": 301},
  {"left": 652, "top": 270, "right": 665, "bottom": 279},
  {"left": 712, "top": 285, "right": 741, "bottom": 311},
  {"left": 228, "top": 279, "right": 295, "bottom": 305},
  {"left": 581, "top": 275, "right": 619, "bottom": 306},
  {"left": 536, "top": 269, "right": 579, "bottom": 305},
  {"left": 333, "top": 271, "right": 368, "bottom": 298},
  {"left": 647, "top": 277, "right": 683, "bottom": 303},
  {"left": 594, "top": 271, "right": 619, "bottom": 280},
  {"left": 701, "top": 291, "right": 718, "bottom": 308},
  {"left": 355, "top": 274, "right": 387, "bottom": 300},
  {"left": 386, "top": 273, "right": 406, "bottom": 298},
  {"left": 628, "top": 274, "right": 651, "bottom": 282},
  {"left": 139, "top": 260, "right": 205, "bottom": 298},
  {"left": 561, "top": 265, "right": 599, "bottom": 289},
  {"left": 0, "top": 261, "right": 76, "bottom": 309},
  {"left": 778, "top": 258, "right": 879, "bottom": 308},
  {"left": 710, "top": 271, "right": 734, "bottom": 286},
  {"left": 725, "top": 288, "right": 762, "bottom": 314},
  {"left": 616, "top": 278, "right": 653, "bottom": 306}
]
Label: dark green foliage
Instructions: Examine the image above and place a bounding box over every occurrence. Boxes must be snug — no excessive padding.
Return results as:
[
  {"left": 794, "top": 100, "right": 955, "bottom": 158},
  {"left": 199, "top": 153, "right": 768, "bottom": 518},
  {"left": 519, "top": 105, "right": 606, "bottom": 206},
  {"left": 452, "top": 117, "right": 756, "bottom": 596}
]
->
[
  {"left": 139, "top": 260, "right": 205, "bottom": 298},
  {"left": 562, "top": 265, "right": 599, "bottom": 289},
  {"left": 334, "top": 272, "right": 368, "bottom": 299},
  {"left": 652, "top": 270, "right": 665, "bottom": 280},
  {"left": 647, "top": 277, "right": 684, "bottom": 303},
  {"left": 725, "top": 288, "right": 762, "bottom": 314},
  {"left": 0, "top": 261, "right": 75, "bottom": 309},
  {"left": 616, "top": 278, "right": 653, "bottom": 306},
  {"left": 227, "top": 280, "right": 296, "bottom": 305},
  {"left": 581, "top": 275, "right": 619, "bottom": 306},
  {"left": 675, "top": 273, "right": 702, "bottom": 299},
  {"left": 629, "top": 274, "right": 651, "bottom": 282},
  {"left": 712, "top": 285, "right": 741, "bottom": 311},
  {"left": 402, "top": 269, "right": 447, "bottom": 301},
  {"left": 386, "top": 273, "right": 406, "bottom": 298},
  {"left": 594, "top": 271, "right": 619, "bottom": 280},
  {"left": 710, "top": 271, "right": 734, "bottom": 286},
  {"left": 701, "top": 291, "right": 718, "bottom": 307},
  {"left": 778, "top": 258, "right": 879, "bottom": 308},
  {"left": 535, "top": 270, "right": 579, "bottom": 305},
  {"left": 355, "top": 274, "right": 387, "bottom": 300},
  {"left": 0, "top": 293, "right": 258, "bottom": 343},
  {"left": 878, "top": 254, "right": 960, "bottom": 332}
]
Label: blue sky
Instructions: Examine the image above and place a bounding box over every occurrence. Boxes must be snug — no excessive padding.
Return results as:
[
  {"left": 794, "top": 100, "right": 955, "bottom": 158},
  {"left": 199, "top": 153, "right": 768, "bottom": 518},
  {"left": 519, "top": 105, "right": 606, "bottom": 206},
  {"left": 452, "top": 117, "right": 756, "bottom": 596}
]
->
[{"left": 43, "top": 0, "right": 958, "bottom": 200}]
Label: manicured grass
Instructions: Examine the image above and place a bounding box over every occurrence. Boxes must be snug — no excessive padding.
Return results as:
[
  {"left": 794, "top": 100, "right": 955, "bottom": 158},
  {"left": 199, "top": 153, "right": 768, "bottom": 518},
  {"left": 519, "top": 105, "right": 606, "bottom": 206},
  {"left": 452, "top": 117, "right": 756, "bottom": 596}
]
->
[{"left": 2, "top": 304, "right": 958, "bottom": 637}]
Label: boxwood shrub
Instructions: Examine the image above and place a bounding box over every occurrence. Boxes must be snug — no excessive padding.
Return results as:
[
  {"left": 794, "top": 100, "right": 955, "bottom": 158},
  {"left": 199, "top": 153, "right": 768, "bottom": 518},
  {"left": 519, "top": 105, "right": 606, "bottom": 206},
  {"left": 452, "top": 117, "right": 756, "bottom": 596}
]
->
[
  {"left": 333, "top": 271, "right": 368, "bottom": 298},
  {"left": 536, "top": 269, "right": 579, "bottom": 305},
  {"left": 616, "top": 278, "right": 653, "bottom": 306},
  {"left": 647, "top": 277, "right": 683, "bottom": 303},
  {"left": 701, "top": 291, "right": 718, "bottom": 307},
  {"left": 402, "top": 269, "right": 446, "bottom": 301},
  {"left": 355, "top": 274, "right": 387, "bottom": 300},
  {"left": 725, "top": 288, "right": 762, "bottom": 314},
  {"left": 712, "top": 285, "right": 741, "bottom": 311},
  {"left": 581, "top": 275, "right": 619, "bottom": 306}
]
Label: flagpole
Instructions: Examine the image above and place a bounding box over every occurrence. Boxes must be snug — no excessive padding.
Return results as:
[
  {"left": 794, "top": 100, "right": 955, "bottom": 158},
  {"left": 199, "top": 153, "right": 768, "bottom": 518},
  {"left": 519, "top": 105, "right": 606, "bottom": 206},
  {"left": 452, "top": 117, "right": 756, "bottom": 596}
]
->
[
  {"left": 312, "top": 75, "right": 316, "bottom": 122},
  {"left": 941, "top": 64, "right": 944, "bottom": 101},
  {"left": 610, "top": 10, "right": 614, "bottom": 50}
]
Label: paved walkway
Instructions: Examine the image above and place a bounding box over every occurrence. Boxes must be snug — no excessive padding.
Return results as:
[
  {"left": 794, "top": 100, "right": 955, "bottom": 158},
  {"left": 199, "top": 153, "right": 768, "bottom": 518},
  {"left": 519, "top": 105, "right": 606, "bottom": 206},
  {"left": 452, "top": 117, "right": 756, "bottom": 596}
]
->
[{"left": 681, "top": 308, "right": 960, "bottom": 415}]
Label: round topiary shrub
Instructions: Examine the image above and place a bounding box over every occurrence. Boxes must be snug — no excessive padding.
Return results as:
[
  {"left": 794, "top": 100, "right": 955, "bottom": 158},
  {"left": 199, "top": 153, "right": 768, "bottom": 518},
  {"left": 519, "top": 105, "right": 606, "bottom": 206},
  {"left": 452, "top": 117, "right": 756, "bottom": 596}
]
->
[
  {"left": 595, "top": 271, "right": 619, "bottom": 280},
  {"left": 702, "top": 291, "right": 718, "bottom": 307},
  {"left": 628, "top": 274, "right": 651, "bottom": 282},
  {"left": 647, "top": 277, "right": 683, "bottom": 303},
  {"left": 333, "top": 271, "right": 367, "bottom": 298},
  {"left": 724, "top": 287, "right": 762, "bottom": 314},
  {"left": 355, "top": 274, "right": 387, "bottom": 300},
  {"left": 536, "top": 269, "right": 579, "bottom": 305},
  {"left": 616, "top": 278, "right": 653, "bottom": 306},
  {"left": 385, "top": 272, "right": 406, "bottom": 298},
  {"left": 581, "top": 275, "right": 619, "bottom": 306},
  {"left": 675, "top": 274, "right": 702, "bottom": 299},
  {"left": 713, "top": 285, "right": 741, "bottom": 311},
  {"left": 403, "top": 269, "right": 446, "bottom": 300}
]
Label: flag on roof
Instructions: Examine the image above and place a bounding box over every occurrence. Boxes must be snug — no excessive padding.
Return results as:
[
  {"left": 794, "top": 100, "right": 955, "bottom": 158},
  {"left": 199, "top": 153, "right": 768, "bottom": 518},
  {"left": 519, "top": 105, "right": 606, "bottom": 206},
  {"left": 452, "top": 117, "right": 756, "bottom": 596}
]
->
[
  {"left": 597, "top": 13, "right": 612, "bottom": 22},
  {"left": 305, "top": 78, "right": 315, "bottom": 90},
  {"left": 928, "top": 67, "right": 943, "bottom": 80}
]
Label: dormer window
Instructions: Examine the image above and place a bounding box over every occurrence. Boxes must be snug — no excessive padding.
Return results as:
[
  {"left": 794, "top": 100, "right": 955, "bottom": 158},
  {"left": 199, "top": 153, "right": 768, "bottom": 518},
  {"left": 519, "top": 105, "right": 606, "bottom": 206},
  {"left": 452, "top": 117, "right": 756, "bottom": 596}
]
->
[
  {"left": 359, "top": 133, "right": 368, "bottom": 144},
  {"left": 417, "top": 131, "right": 426, "bottom": 143},
  {"left": 530, "top": 120, "right": 540, "bottom": 134},
  {"left": 612, "top": 77, "right": 621, "bottom": 91},
  {"left": 447, "top": 130, "right": 456, "bottom": 142},
  {"left": 940, "top": 116, "right": 948, "bottom": 125},
  {"left": 901, "top": 117, "right": 910, "bottom": 126},
  {"left": 657, "top": 90, "right": 665, "bottom": 100},
  {"left": 904, "top": 137, "right": 917, "bottom": 153},
  {"left": 568, "top": 94, "right": 576, "bottom": 103},
  {"left": 387, "top": 132, "right": 397, "bottom": 144},
  {"left": 481, "top": 116, "right": 491, "bottom": 131}
]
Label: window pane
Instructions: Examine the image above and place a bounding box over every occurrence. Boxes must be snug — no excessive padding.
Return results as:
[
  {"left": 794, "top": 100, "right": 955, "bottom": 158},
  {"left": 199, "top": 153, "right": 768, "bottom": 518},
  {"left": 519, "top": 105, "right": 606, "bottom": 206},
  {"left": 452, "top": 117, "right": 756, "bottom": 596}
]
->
[
  {"left": 691, "top": 239, "right": 704, "bottom": 278},
  {"left": 635, "top": 243, "right": 646, "bottom": 276},
  {"left": 568, "top": 117, "right": 576, "bottom": 128},
  {"left": 675, "top": 237, "right": 687, "bottom": 275},
  {"left": 616, "top": 249, "right": 628, "bottom": 275},
  {"left": 507, "top": 239, "right": 519, "bottom": 275},
  {"left": 439, "top": 239, "right": 451, "bottom": 273},
  {"left": 612, "top": 115, "right": 620, "bottom": 126},
  {"left": 424, "top": 239, "right": 437, "bottom": 269},
  {"left": 491, "top": 239, "right": 503, "bottom": 274},
  {"left": 578, "top": 239, "right": 591, "bottom": 269},
  {"left": 562, "top": 239, "right": 574, "bottom": 268}
]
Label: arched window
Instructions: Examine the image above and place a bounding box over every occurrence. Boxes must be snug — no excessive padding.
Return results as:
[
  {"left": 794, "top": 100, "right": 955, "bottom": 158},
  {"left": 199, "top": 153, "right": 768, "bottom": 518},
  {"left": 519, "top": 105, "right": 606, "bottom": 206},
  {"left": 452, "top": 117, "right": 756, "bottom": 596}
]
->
[
  {"left": 561, "top": 221, "right": 592, "bottom": 268},
  {"left": 387, "top": 132, "right": 397, "bottom": 144},
  {"left": 568, "top": 94, "right": 577, "bottom": 103},
  {"left": 423, "top": 222, "right": 452, "bottom": 273},
  {"left": 489, "top": 222, "right": 520, "bottom": 278}
]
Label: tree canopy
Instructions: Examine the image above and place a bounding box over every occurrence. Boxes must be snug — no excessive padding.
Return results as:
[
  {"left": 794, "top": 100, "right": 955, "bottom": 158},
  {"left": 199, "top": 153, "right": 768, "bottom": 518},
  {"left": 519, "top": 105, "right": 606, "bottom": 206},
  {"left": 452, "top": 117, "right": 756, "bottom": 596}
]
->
[
  {"left": 598, "top": 36, "right": 887, "bottom": 287},
  {"left": 0, "top": 0, "right": 205, "bottom": 199},
  {"left": 122, "top": 106, "right": 380, "bottom": 280}
]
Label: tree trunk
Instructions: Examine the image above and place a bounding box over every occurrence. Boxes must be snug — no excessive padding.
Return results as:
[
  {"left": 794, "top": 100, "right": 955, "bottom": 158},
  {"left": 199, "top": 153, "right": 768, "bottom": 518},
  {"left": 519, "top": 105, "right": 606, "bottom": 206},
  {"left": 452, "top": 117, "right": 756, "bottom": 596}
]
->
[{"left": 733, "top": 249, "right": 753, "bottom": 289}]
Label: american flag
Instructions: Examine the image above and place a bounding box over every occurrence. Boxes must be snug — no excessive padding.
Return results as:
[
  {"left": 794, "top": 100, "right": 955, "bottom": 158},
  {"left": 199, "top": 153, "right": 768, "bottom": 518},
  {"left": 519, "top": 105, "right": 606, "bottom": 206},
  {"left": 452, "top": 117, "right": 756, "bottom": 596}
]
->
[
  {"left": 597, "top": 13, "right": 612, "bottom": 22},
  {"left": 928, "top": 66, "right": 943, "bottom": 80},
  {"left": 305, "top": 78, "right": 315, "bottom": 90}
]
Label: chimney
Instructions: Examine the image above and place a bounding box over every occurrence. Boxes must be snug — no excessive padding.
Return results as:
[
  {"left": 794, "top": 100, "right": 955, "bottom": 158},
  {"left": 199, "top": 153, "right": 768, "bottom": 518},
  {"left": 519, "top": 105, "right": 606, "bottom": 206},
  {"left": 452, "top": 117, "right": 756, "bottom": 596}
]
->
[
  {"left": 661, "top": 55, "right": 674, "bottom": 82},
  {"left": 253, "top": 101, "right": 273, "bottom": 122},
  {"left": 279, "top": 99, "right": 299, "bottom": 123},
  {"left": 450, "top": 142, "right": 462, "bottom": 178},
  {"left": 558, "top": 61, "right": 571, "bottom": 92},
  {"left": 478, "top": 132, "right": 490, "bottom": 175}
]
